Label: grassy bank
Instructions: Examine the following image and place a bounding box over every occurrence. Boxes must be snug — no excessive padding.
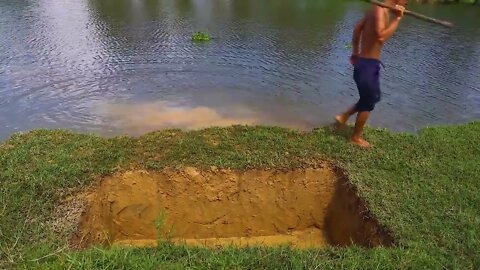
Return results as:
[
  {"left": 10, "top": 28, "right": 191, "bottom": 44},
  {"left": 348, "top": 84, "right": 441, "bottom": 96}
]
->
[{"left": 1, "top": 123, "right": 479, "bottom": 269}]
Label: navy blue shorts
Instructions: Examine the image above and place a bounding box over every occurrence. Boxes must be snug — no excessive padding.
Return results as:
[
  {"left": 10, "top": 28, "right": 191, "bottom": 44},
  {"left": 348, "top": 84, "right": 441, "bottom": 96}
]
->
[{"left": 353, "top": 57, "right": 382, "bottom": 112}]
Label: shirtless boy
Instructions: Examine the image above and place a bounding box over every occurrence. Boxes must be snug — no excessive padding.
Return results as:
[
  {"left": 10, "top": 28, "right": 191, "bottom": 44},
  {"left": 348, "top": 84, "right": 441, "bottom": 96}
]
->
[{"left": 336, "top": 0, "right": 407, "bottom": 148}]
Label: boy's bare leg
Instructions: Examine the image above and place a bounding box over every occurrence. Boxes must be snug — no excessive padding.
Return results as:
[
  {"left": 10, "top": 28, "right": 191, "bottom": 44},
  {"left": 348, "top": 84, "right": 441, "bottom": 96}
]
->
[
  {"left": 336, "top": 106, "right": 357, "bottom": 127},
  {"left": 351, "top": 111, "right": 371, "bottom": 148}
]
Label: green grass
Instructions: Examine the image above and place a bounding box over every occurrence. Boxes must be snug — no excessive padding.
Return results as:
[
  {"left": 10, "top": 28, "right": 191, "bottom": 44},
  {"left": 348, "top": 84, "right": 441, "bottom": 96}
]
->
[
  {"left": 1, "top": 123, "right": 479, "bottom": 269},
  {"left": 192, "top": 32, "right": 210, "bottom": 42}
]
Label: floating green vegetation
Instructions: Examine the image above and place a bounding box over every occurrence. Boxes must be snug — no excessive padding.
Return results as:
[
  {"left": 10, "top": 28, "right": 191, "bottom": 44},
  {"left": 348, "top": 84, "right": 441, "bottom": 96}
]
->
[{"left": 192, "top": 31, "right": 210, "bottom": 42}]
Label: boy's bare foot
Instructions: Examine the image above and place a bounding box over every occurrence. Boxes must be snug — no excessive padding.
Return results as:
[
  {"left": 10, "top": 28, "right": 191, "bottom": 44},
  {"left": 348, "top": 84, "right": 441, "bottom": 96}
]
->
[
  {"left": 335, "top": 115, "right": 347, "bottom": 127},
  {"left": 351, "top": 137, "right": 371, "bottom": 148}
]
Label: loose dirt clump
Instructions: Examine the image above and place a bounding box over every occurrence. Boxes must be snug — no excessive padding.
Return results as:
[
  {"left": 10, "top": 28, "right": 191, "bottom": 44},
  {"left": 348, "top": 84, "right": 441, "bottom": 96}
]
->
[
  {"left": 50, "top": 192, "right": 91, "bottom": 240},
  {"left": 71, "top": 165, "right": 392, "bottom": 249}
]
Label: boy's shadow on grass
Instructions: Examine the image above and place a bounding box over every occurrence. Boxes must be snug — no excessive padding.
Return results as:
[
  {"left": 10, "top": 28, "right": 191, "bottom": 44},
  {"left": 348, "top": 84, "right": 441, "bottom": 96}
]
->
[{"left": 314, "top": 122, "right": 353, "bottom": 141}]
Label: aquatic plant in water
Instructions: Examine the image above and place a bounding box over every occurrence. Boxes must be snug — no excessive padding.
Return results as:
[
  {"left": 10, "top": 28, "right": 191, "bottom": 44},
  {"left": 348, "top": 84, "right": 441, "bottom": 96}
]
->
[{"left": 192, "top": 31, "right": 210, "bottom": 42}]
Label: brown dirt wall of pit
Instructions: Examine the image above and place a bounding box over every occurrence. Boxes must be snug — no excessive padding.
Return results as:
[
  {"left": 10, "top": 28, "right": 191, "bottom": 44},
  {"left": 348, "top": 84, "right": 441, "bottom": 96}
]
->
[{"left": 68, "top": 164, "right": 393, "bottom": 249}]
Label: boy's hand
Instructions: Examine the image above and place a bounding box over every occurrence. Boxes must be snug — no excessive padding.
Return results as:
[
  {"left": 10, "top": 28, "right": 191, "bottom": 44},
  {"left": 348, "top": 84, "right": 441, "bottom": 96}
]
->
[
  {"left": 350, "top": 54, "right": 358, "bottom": 66},
  {"left": 394, "top": 5, "right": 405, "bottom": 19}
]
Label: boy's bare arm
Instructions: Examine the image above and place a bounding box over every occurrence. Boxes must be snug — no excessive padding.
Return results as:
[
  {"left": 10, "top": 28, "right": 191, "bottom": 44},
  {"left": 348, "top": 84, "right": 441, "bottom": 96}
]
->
[
  {"left": 375, "top": 6, "right": 404, "bottom": 43},
  {"left": 352, "top": 17, "right": 366, "bottom": 56}
]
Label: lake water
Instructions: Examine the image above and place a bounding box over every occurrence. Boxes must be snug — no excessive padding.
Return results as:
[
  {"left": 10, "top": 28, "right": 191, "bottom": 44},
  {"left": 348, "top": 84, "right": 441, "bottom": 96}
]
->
[{"left": 0, "top": 0, "right": 479, "bottom": 140}]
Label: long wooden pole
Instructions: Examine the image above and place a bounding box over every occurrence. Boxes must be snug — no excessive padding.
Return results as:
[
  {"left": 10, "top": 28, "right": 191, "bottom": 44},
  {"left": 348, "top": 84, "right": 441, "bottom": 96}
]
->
[{"left": 366, "top": 0, "right": 454, "bottom": 28}]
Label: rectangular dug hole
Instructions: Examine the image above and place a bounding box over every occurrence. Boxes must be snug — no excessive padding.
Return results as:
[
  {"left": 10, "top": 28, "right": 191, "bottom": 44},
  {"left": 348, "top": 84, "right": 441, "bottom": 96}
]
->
[{"left": 72, "top": 165, "right": 393, "bottom": 249}]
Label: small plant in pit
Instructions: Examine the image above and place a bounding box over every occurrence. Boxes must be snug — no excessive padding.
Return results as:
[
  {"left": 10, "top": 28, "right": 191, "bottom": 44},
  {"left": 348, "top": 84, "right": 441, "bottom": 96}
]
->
[{"left": 155, "top": 210, "right": 176, "bottom": 244}]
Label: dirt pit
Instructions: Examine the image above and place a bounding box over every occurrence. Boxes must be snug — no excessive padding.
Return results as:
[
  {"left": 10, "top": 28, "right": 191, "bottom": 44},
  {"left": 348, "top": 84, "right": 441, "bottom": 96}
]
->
[{"left": 72, "top": 166, "right": 393, "bottom": 249}]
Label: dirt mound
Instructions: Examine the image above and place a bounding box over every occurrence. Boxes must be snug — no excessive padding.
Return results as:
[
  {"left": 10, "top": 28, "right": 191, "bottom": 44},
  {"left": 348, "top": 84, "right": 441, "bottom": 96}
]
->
[{"left": 72, "top": 166, "right": 392, "bottom": 249}]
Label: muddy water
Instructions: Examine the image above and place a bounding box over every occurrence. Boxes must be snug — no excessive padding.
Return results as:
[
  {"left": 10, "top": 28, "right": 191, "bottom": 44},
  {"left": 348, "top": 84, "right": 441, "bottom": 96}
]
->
[
  {"left": 105, "top": 101, "right": 313, "bottom": 134},
  {"left": 0, "top": 0, "right": 479, "bottom": 139}
]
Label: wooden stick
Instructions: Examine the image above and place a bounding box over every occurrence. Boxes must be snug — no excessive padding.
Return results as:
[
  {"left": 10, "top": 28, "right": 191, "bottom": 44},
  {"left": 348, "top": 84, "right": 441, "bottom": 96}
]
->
[{"left": 366, "top": 0, "right": 454, "bottom": 28}]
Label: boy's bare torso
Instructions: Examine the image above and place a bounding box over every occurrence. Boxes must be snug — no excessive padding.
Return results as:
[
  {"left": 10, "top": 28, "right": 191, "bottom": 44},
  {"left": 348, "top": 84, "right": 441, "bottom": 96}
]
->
[{"left": 359, "top": 7, "right": 390, "bottom": 60}]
